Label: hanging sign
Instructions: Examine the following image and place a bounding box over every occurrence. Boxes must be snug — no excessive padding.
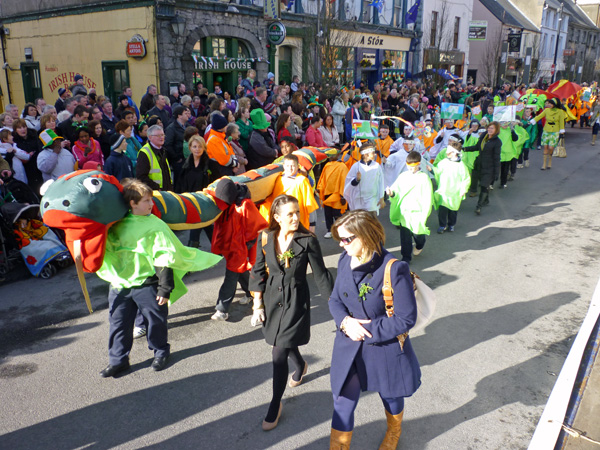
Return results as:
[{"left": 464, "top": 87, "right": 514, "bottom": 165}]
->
[
  {"left": 267, "top": 21, "right": 286, "bottom": 46},
  {"left": 468, "top": 21, "right": 487, "bottom": 41},
  {"left": 508, "top": 33, "right": 522, "bottom": 53},
  {"left": 126, "top": 34, "right": 147, "bottom": 59}
]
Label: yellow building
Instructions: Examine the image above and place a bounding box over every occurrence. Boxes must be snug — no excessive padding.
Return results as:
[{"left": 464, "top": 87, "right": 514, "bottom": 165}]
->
[{"left": 0, "top": 5, "right": 159, "bottom": 109}]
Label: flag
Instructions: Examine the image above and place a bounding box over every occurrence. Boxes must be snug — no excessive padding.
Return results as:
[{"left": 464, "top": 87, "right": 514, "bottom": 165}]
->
[
  {"left": 405, "top": 0, "right": 421, "bottom": 24},
  {"left": 286, "top": 0, "right": 295, "bottom": 10},
  {"left": 371, "top": 0, "right": 384, "bottom": 14}
]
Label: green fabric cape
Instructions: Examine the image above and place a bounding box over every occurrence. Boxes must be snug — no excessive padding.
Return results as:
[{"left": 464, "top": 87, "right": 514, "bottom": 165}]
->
[
  {"left": 462, "top": 133, "right": 481, "bottom": 171},
  {"left": 433, "top": 159, "right": 471, "bottom": 211},
  {"left": 97, "top": 213, "right": 223, "bottom": 304},
  {"left": 389, "top": 171, "right": 433, "bottom": 235},
  {"left": 498, "top": 127, "right": 529, "bottom": 162}
]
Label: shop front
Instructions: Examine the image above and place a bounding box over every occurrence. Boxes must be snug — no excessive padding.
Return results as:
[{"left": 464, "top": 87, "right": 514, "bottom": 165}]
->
[
  {"left": 424, "top": 49, "right": 465, "bottom": 78},
  {"left": 0, "top": 6, "right": 158, "bottom": 108},
  {"left": 192, "top": 37, "right": 260, "bottom": 94},
  {"left": 326, "top": 30, "right": 411, "bottom": 90}
]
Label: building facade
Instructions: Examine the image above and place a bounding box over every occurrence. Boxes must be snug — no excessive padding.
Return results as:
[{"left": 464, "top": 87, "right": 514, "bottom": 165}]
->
[{"left": 0, "top": 0, "right": 419, "bottom": 108}]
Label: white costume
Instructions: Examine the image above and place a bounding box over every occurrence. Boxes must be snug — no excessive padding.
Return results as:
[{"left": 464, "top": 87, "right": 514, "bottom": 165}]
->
[
  {"left": 344, "top": 160, "right": 384, "bottom": 213},
  {"left": 0, "top": 142, "right": 30, "bottom": 183}
]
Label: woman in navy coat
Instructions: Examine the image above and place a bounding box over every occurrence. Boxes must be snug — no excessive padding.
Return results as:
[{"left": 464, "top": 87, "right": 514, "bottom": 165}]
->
[
  {"left": 328, "top": 209, "right": 421, "bottom": 449},
  {"left": 250, "top": 194, "right": 334, "bottom": 431}
]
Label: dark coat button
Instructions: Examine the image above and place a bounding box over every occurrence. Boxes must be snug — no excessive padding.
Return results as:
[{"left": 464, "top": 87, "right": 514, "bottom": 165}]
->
[
  {"left": 280, "top": 271, "right": 284, "bottom": 275},
  {"left": 343, "top": 292, "right": 348, "bottom": 297},
  {"left": 278, "top": 287, "right": 282, "bottom": 292},
  {"left": 349, "top": 311, "right": 354, "bottom": 317},
  {"left": 277, "top": 302, "right": 282, "bottom": 307},
  {"left": 367, "top": 274, "right": 373, "bottom": 279}
]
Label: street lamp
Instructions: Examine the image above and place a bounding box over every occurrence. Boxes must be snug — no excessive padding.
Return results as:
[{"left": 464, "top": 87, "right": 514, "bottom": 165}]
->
[
  {"left": 551, "top": 2, "right": 564, "bottom": 84},
  {"left": 171, "top": 14, "right": 186, "bottom": 37}
]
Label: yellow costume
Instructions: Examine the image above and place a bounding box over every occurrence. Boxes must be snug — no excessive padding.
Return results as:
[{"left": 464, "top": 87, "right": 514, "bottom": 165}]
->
[{"left": 259, "top": 174, "right": 318, "bottom": 229}]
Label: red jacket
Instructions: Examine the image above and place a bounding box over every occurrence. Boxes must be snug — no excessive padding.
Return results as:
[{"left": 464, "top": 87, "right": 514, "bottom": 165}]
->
[
  {"left": 305, "top": 126, "right": 326, "bottom": 147},
  {"left": 211, "top": 198, "right": 267, "bottom": 272}
]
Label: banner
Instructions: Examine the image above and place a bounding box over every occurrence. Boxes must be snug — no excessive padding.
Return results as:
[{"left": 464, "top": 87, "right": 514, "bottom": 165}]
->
[
  {"left": 468, "top": 21, "right": 487, "bottom": 41},
  {"left": 441, "top": 103, "right": 464, "bottom": 120},
  {"left": 352, "top": 119, "right": 379, "bottom": 139},
  {"left": 493, "top": 105, "right": 516, "bottom": 122}
]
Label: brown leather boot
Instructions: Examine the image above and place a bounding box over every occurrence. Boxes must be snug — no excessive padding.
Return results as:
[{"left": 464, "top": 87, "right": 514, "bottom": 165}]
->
[
  {"left": 330, "top": 428, "right": 353, "bottom": 449},
  {"left": 378, "top": 410, "right": 404, "bottom": 450}
]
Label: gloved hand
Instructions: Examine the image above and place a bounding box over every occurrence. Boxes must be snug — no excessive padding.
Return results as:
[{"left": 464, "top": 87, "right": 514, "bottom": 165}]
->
[
  {"left": 251, "top": 308, "right": 265, "bottom": 327},
  {"left": 559, "top": 129, "right": 565, "bottom": 134},
  {"left": 340, "top": 197, "right": 347, "bottom": 206},
  {"left": 529, "top": 119, "right": 537, "bottom": 126}
]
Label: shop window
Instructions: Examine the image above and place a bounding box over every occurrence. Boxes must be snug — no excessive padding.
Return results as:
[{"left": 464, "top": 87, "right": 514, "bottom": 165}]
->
[
  {"left": 393, "top": 0, "right": 402, "bottom": 27},
  {"left": 383, "top": 50, "right": 406, "bottom": 70},
  {"left": 238, "top": 41, "right": 251, "bottom": 59},
  {"left": 362, "top": 0, "right": 371, "bottom": 22},
  {"left": 213, "top": 38, "right": 227, "bottom": 59},
  {"left": 430, "top": 11, "right": 438, "bottom": 47},
  {"left": 102, "top": 61, "right": 130, "bottom": 107}
]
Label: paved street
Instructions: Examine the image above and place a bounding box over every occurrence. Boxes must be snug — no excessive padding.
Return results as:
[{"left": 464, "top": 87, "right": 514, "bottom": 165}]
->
[{"left": 1, "top": 127, "right": 599, "bottom": 450}]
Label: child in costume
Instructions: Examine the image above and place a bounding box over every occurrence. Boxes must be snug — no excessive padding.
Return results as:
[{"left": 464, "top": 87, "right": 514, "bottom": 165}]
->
[
  {"left": 374, "top": 123, "right": 394, "bottom": 164},
  {"left": 210, "top": 178, "right": 268, "bottom": 321},
  {"left": 384, "top": 137, "right": 432, "bottom": 188},
  {"left": 260, "top": 153, "right": 319, "bottom": 231},
  {"left": 387, "top": 150, "right": 433, "bottom": 263},
  {"left": 96, "top": 179, "right": 221, "bottom": 377},
  {"left": 517, "top": 108, "right": 538, "bottom": 168},
  {"left": 497, "top": 122, "right": 527, "bottom": 188},
  {"left": 432, "top": 141, "right": 471, "bottom": 233},
  {"left": 317, "top": 151, "right": 349, "bottom": 238},
  {"left": 344, "top": 143, "right": 385, "bottom": 213}
]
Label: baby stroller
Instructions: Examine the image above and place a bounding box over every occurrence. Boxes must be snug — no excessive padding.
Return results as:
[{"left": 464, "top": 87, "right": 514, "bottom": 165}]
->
[{"left": 0, "top": 202, "right": 71, "bottom": 279}]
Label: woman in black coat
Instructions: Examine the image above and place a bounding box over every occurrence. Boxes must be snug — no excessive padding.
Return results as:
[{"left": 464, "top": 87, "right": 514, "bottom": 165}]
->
[
  {"left": 463, "top": 121, "right": 502, "bottom": 215},
  {"left": 176, "top": 135, "right": 213, "bottom": 246},
  {"left": 249, "top": 194, "right": 334, "bottom": 431}
]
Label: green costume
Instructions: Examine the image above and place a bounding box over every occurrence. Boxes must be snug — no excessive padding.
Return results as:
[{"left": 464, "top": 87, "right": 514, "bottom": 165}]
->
[
  {"left": 433, "top": 158, "right": 471, "bottom": 211},
  {"left": 97, "top": 213, "right": 222, "bottom": 304},
  {"left": 498, "top": 127, "right": 528, "bottom": 162},
  {"left": 462, "top": 132, "right": 481, "bottom": 172},
  {"left": 520, "top": 118, "right": 538, "bottom": 149},
  {"left": 389, "top": 171, "right": 433, "bottom": 236}
]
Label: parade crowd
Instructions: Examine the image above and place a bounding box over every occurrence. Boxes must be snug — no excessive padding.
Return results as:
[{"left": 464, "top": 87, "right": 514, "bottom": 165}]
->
[{"left": 1, "top": 70, "right": 596, "bottom": 449}]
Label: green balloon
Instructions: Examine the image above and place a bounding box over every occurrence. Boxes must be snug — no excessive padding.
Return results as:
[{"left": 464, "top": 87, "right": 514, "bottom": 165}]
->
[{"left": 216, "top": 76, "right": 223, "bottom": 83}]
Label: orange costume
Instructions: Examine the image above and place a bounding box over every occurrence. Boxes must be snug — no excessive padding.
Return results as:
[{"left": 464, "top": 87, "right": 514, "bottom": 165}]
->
[
  {"left": 420, "top": 129, "right": 438, "bottom": 151},
  {"left": 375, "top": 136, "right": 394, "bottom": 163},
  {"left": 317, "top": 161, "right": 349, "bottom": 214},
  {"left": 259, "top": 174, "right": 318, "bottom": 229}
]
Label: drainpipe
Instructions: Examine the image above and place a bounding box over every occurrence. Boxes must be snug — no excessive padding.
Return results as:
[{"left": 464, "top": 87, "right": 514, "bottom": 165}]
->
[{"left": 0, "top": 28, "right": 12, "bottom": 104}]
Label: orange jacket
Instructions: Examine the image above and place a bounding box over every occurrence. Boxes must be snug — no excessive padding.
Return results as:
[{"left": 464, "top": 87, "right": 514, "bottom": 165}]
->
[{"left": 206, "top": 129, "right": 236, "bottom": 167}]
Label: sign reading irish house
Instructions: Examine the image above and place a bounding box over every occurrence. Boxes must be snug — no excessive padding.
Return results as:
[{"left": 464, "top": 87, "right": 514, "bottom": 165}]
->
[{"left": 195, "top": 59, "right": 254, "bottom": 71}]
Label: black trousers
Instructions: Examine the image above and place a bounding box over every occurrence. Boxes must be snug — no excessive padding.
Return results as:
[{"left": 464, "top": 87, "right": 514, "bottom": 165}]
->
[
  {"left": 400, "top": 225, "right": 426, "bottom": 263},
  {"left": 500, "top": 161, "right": 511, "bottom": 185},
  {"left": 324, "top": 205, "right": 342, "bottom": 231},
  {"left": 438, "top": 206, "right": 457, "bottom": 228},
  {"left": 215, "top": 269, "right": 250, "bottom": 313},
  {"left": 518, "top": 148, "right": 530, "bottom": 164},
  {"left": 108, "top": 284, "right": 169, "bottom": 366}
]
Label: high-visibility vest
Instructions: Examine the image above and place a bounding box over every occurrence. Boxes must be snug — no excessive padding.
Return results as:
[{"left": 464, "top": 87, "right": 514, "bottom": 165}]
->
[{"left": 139, "top": 143, "right": 172, "bottom": 188}]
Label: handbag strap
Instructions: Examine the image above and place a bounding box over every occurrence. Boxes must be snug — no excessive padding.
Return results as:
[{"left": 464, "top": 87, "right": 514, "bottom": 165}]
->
[{"left": 382, "top": 258, "right": 397, "bottom": 317}]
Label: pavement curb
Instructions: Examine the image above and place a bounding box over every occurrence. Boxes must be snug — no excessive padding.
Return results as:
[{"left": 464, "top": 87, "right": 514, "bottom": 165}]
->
[{"left": 529, "top": 275, "right": 600, "bottom": 449}]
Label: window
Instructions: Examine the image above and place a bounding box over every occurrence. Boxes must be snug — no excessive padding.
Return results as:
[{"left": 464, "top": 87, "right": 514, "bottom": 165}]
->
[
  {"left": 430, "top": 11, "right": 438, "bottom": 47},
  {"left": 394, "top": 0, "right": 402, "bottom": 26},
  {"left": 362, "top": 0, "right": 371, "bottom": 22},
  {"left": 212, "top": 38, "right": 226, "bottom": 58},
  {"left": 550, "top": 35, "right": 555, "bottom": 57},
  {"left": 453, "top": 17, "right": 460, "bottom": 49}
]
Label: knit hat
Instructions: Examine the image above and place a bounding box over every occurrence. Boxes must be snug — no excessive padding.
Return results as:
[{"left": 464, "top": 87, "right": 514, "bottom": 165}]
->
[
  {"left": 74, "top": 74, "right": 83, "bottom": 82},
  {"left": 58, "top": 88, "right": 66, "bottom": 96},
  {"left": 118, "top": 94, "right": 128, "bottom": 102},
  {"left": 251, "top": 109, "right": 270, "bottom": 129},
  {"left": 214, "top": 178, "right": 238, "bottom": 206},
  {"left": 110, "top": 133, "right": 126, "bottom": 151},
  {"left": 264, "top": 103, "right": 276, "bottom": 114},
  {"left": 267, "top": 72, "right": 275, "bottom": 79},
  {"left": 211, "top": 113, "right": 228, "bottom": 131},
  {"left": 39, "top": 129, "right": 64, "bottom": 149}
]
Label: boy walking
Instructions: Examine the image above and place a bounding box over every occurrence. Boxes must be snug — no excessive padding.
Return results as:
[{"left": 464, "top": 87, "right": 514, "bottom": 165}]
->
[
  {"left": 387, "top": 151, "right": 433, "bottom": 263},
  {"left": 97, "top": 179, "right": 221, "bottom": 377}
]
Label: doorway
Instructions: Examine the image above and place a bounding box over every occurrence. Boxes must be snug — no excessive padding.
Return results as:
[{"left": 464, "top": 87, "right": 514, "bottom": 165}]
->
[
  {"left": 102, "top": 61, "right": 130, "bottom": 107},
  {"left": 278, "top": 46, "right": 293, "bottom": 85},
  {"left": 20, "top": 62, "right": 42, "bottom": 104}
]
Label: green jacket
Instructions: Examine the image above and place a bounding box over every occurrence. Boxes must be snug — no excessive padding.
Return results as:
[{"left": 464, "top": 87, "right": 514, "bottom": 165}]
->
[
  {"left": 97, "top": 213, "right": 222, "bottom": 304},
  {"left": 389, "top": 171, "right": 433, "bottom": 235},
  {"left": 236, "top": 119, "right": 254, "bottom": 152},
  {"left": 433, "top": 158, "right": 471, "bottom": 211}
]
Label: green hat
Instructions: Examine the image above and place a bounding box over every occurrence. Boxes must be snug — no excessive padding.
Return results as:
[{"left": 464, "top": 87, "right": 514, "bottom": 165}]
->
[
  {"left": 307, "top": 102, "right": 323, "bottom": 109},
  {"left": 39, "top": 128, "right": 64, "bottom": 149},
  {"left": 251, "top": 109, "right": 270, "bottom": 130}
]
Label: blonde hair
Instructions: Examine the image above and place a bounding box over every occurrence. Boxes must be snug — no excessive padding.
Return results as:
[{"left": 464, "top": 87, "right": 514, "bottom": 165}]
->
[
  {"left": 121, "top": 178, "right": 153, "bottom": 206},
  {"left": 188, "top": 135, "right": 206, "bottom": 151}
]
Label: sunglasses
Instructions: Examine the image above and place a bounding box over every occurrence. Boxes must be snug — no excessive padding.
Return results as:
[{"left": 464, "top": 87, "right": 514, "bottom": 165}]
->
[{"left": 339, "top": 235, "right": 357, "bottom": 245}]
